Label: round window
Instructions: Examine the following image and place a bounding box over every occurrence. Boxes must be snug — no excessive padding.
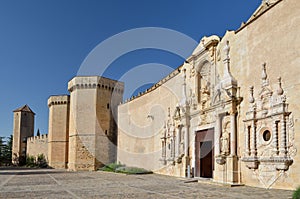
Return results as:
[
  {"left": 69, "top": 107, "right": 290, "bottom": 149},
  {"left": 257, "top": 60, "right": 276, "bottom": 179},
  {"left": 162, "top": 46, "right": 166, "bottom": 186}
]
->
[{"left": 263, "top": 130, "right": 271, "bottom": 141}]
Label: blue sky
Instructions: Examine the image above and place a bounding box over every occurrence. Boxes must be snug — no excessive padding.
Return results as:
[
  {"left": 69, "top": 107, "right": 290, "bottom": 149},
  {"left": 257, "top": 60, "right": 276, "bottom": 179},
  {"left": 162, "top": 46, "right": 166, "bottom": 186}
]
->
[{"left": 0, "top": 0, "right": 261, "bottom": 138}]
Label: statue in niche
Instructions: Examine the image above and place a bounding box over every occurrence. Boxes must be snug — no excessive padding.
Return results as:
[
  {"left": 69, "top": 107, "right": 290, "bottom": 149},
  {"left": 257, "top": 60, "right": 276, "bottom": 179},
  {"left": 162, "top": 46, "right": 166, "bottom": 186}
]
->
[
  {"left": 198, "top": 61, "right": 211, "bottom": 108},
  {"left": 201, "top": 80, "right": 211, "bottom": 109},
  {"left": 221, "top": 123, "right": 230, "bottom": 156},
  {"left": 189, "top": 89, "right": 197, "bottom": 110}
]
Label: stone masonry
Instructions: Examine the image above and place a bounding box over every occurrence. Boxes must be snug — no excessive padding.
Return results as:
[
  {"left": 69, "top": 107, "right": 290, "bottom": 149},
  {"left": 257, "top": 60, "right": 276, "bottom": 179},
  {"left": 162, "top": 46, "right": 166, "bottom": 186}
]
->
[
  {"left": 117, "top": 0, "right": 300, "bottom": 190},
  {"left": 47, "top": 95, "right": 70, "bottom": 169},
  {"left": 67, "top": 76, "right": 124, "bottom": 171},
  {"left": 12, "top": 105, "right": 35, "bottom": 163},
  {"left": 12, "top": 0, "right": 299, "bottom": 191}
]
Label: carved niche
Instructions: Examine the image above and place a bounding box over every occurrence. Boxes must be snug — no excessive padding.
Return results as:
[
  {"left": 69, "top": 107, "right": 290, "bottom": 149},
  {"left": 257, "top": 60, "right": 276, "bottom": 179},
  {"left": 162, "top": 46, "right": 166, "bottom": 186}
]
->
[
  {"left": 196, "top": 61, "right": 212, "bottom": 110},
  {"left": 195, "top": 60, "right": 215, "bottom": 126},
  {"left": 242, "top": 63, "right": 296, "bottom": 187},
  {"left": 221, "top": 116, "right": 231, "bottom": 156},
  {"left": 160, "top": 108, "right": 175, "bottom": 165}
]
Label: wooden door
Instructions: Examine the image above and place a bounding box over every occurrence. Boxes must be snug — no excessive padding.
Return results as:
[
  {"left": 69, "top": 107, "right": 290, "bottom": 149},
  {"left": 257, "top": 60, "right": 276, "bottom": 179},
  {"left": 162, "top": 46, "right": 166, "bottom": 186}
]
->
[{"left": 195, "top": 128, "right": 214, "bottom": 178}]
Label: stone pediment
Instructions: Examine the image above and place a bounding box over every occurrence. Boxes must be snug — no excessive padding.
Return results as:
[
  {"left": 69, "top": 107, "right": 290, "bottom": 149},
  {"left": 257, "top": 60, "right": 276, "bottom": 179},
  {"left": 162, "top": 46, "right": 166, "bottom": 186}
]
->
[
  {"left": 247, "top": 0, "right": 281, "bottom": 23},
  {"left": 237, "top": 0, "right": 282, "bottom": 32}
]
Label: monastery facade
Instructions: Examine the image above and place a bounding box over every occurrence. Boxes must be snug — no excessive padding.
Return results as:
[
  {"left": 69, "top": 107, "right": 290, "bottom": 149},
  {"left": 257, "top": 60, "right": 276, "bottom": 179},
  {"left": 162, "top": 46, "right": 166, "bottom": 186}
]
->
[
  {"left": 118, "top": 0, "right": 299, "bottom": 189},
  {"left": 12, "top": 0, "right": 299, "bottom": 190}
]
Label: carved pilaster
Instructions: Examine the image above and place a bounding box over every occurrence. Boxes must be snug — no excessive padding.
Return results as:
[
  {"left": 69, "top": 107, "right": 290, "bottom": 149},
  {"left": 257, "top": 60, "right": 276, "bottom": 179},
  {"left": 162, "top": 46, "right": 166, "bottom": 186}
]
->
[
  {"left": 279, "top": 116, "right": 287, "bottom": 157},
  {"left": 230, "top": 112, "right": 237, "bottom": 156},
  {"left": 175, "top": 127, "right": 181, "bottom": 158},
  {"left": 184, "top": 126, "right": 189, "bottom": 156},
  {"left": 214, "top": 115, "right": 222, "bottom": 156},
  {"left": 272, "top": 121, "right": 279, "bottom": 155},
  {"left": 245, "top": 126, "right": 250, "bottom": 156},
  {"left": 251, "top": 120, "right": 257, "bottom": 157},
  {"left": 171, "top": 137, "right": 175, "bottom": 158}
]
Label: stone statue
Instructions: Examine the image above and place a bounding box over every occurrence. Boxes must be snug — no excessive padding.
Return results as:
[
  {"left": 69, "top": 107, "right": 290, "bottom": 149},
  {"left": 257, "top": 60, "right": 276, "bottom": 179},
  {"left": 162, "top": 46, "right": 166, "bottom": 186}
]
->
[
  {"left": 223, "top": 40, "right": 230, "bottom": 60},
  {"left": 221, "top": 131, "right": 230, "bottom": 155},
  {"left": 201, "top": 81, "right": 211, "bottom": 109}
]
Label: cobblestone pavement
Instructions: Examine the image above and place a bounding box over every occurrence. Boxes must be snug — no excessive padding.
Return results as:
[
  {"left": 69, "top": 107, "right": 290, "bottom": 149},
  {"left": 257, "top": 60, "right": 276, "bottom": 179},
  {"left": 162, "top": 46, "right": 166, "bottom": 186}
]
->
[{"left": 0, "top": 168, "right": 293, "bottom": 199}]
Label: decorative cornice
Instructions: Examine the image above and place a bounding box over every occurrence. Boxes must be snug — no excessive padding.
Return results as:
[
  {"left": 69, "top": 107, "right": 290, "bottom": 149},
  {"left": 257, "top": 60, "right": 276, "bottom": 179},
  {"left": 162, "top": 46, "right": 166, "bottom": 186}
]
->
[
  {"left": 48, "top": 95, "right": 70, "bottom": 108},
  {"left": 68, "top": 83, "right": 97, "bottom": 92},
  {"left": 68, "top": 83, "right": 124, "bottom": 94},
  {"left": 48, "top": 100, "right": 70, "bottom": 107},
  {"left": 67, "top": 76, "right": 124, "bottom": 94}
]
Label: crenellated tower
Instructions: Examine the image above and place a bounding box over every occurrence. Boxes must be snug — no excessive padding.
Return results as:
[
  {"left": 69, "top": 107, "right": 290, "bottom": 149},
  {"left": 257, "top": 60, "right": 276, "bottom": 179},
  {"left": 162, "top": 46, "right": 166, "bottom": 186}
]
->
[
  {"left": 67, "top": 76, "right": 124, "bottom": 171},
  {"left": 48, "top": 95, "right": 70, "bottom": 169},
  {"left": 12, "top": 105, "right": 35, "bottom": 164}
]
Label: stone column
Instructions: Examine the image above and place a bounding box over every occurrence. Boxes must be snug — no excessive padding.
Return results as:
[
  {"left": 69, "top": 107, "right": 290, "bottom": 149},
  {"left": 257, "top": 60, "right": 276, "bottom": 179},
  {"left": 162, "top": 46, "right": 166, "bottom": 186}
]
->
[
  {"left": 230, "top": 112, "right": 236, "bottom": 156},
  {"left": 250, "top": 121, "right": 257, "bottom": 157},
  {"left": 171, "top": 129, "right": 175, "bottom": 158},
  {"left": 162, "top": 140, "right": 166, "bottom": 159},
  {"left": 215, "top": 115, "right": 221, "bottom": 156},
  {"left": 279, "top": 116, "right": 287, "bottom": 157},
  {"left": 272, "top": 121, "right": 279, "bottom": 155},
  {"left": 245, "top": 126, "right": 250, "bottom": 156},
  {"left": 184, "top": 126, "right": 189, "bottom": 156},
  {"left": 175, "top": 127, "right": 180, "bottom": 157}
]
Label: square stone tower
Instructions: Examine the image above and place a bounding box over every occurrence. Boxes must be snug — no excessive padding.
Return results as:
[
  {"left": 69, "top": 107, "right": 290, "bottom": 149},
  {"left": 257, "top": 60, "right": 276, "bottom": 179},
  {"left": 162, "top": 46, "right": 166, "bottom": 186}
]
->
[
  {"left": 12, "top": 105, "right": 35, "bottom": 164},
  {"left": 67, "top": 76, "right": 124, "bottom": 171},
  {"left": 47, "top": 95, "right": 70, "bottom": 169}
]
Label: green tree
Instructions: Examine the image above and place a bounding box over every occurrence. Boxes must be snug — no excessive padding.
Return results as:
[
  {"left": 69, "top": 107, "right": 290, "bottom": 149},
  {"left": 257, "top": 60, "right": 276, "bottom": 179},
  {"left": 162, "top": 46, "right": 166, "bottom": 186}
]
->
[
  {"left": 36, "top": 129, "right": 40, "bottom": 136},
  {"left": 0, "top": 136, "right": 4, "bottom": 165},
  {"left": 0, "top": 135, "right": 13, "bottom": 166},
  {"left": 3, "top": 135, "right": 13, "bottom": 163}
]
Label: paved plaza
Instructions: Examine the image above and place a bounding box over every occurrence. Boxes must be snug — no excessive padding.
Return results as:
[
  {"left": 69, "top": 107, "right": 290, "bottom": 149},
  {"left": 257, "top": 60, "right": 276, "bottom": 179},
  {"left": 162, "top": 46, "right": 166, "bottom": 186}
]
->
[{"left": 0, "top": 168, "right": 293, "bottom": 199}]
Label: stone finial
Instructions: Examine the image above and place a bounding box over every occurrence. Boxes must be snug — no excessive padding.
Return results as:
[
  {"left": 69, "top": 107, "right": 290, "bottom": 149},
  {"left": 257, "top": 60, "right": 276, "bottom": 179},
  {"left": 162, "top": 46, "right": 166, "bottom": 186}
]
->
[
  {"left": 249, "top": 86, "right": 255, "bottom": 103},
  {"left": 181, "top": 69, "right": 188, "bottom": 106},
  {"left": 277, "top": 77, "right": 284, "bottom": 95},
  {"left": 263, "top": 0, "right": 271, "bottom": 5},
  {"left": 201, "top": 38, "right": 205, "bottom": 46},
  {"left": 183, "top": 68, "right": 187, "bottom": 79},
  {"left": 261, "top": 63, "right": 267, "bottom": 81},
  {"left": 223, "top": 40, "right": 230, "bottom": 60},
  {"left": 261, "top": 63, "right": 269, "bottom": 87},
  {"left": 221, "top": 40, "right": 237, "bottom": 89}
]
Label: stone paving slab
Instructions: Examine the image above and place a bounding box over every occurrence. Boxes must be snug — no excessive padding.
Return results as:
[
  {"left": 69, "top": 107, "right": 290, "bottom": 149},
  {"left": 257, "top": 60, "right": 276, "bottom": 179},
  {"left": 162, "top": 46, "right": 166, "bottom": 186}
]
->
[{"left": 0, "top": 168, "right": 293, "bottom": 199}]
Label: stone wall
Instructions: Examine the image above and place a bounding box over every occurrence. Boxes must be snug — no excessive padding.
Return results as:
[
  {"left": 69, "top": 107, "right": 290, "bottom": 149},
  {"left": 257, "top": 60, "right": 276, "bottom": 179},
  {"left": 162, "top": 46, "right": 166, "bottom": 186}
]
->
[
  {"left": 48, "top": 95, "right": 70, "bottom": 169},
  {"left": 68, "top": 76, "right": 124, "bottom": 171},
  {"left": 117, "top": 0, "right": 300, "bottom": 190},
  {"left": 12, "top": 106, "right": 35, "bottom": 163},
  {"left": 27, "top": 135, "right": 48, "bottom": 160},
  {"left": 221, "top": 0, "right": 300, "bottom": 190},
  {"left": 118, "top": 68, "right": 185, "bottom": 174}
]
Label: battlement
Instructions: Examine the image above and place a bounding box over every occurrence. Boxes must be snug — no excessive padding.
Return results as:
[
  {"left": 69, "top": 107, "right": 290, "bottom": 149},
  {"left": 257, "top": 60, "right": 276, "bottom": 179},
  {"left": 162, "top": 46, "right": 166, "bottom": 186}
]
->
[
  {"left": 68, "top": 76, "right": 124, "bottom": 94},
  {"left": 26, "top": 134, "right": 48, "bottom": 160},
  {"left": 121, "top": 65, "right": 182, "bottom": 104},
  {"left": 48, "top": 95, "right": 70, "bottom": 107},
  {"left": 27, "top": 134, "right": 48, "bottom": 142}
]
